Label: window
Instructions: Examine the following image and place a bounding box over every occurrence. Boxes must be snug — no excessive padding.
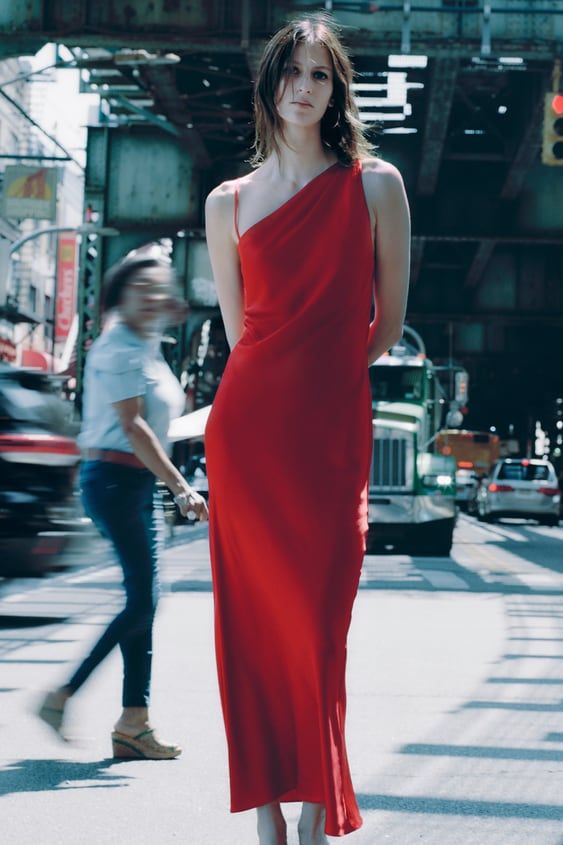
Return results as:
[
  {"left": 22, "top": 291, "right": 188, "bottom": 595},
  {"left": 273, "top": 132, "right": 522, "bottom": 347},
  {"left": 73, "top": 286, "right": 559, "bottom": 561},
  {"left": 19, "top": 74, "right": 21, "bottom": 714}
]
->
[
  {"left": 370, "top": 366, "right": 424, "bottom": 402},
  {"left": 45, "top": 294, "right": 53, "bottom": 340},
  {"left": 498, "top": 462, "right": 550, "bottom": 482},
  {"left": 29, "top": 285, "right": 37, "bottom": 313},
  {"left": 473, "top": 434, "right": 490, "bottom": 444}
]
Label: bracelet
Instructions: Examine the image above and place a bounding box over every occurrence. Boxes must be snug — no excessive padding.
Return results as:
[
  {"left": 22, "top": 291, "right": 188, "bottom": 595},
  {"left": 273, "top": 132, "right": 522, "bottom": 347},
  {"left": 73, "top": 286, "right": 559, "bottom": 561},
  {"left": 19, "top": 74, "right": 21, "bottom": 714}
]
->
[
  {"left": 173, "top": 491, "right": 197, "bottom": 517},
  {"left": 173, "top": 491, "right": 192, "bottom": 508}
]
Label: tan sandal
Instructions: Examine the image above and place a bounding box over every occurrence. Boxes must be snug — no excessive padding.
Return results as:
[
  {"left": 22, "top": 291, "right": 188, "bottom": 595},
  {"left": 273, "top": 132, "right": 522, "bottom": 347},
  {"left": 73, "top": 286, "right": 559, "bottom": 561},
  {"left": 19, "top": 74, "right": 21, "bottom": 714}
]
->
[{"left": 111, "top": 728, "right": 182, "bottom": 760}]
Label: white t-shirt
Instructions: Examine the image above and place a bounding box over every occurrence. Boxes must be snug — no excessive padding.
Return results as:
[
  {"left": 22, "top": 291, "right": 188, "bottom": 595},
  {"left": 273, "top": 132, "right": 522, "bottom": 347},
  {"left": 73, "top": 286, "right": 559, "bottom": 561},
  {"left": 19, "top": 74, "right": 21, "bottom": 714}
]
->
[{"left": 78, "top": 320, "right": 185, "bottom": 456}]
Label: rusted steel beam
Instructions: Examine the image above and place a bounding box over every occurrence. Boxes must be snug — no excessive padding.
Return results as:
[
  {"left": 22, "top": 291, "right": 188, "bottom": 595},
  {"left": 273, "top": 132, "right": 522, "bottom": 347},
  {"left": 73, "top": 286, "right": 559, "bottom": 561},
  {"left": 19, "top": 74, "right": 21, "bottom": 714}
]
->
[{"left": 464, "top": 238, "right": 496, "bottom": 289}]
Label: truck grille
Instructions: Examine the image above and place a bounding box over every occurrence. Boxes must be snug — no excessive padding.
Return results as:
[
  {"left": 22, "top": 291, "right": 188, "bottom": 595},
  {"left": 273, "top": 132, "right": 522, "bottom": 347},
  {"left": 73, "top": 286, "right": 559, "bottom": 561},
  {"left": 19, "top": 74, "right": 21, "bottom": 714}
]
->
[{"left": 370, "top": 436, "right": 410, "bottom": 491}]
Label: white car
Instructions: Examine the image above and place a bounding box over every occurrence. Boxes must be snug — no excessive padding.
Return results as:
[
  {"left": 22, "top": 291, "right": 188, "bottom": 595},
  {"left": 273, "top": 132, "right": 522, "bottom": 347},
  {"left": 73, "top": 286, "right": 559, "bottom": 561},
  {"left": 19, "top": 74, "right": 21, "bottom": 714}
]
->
[{"left": 477, "top": 458, "right": 560, "bottom": 526}]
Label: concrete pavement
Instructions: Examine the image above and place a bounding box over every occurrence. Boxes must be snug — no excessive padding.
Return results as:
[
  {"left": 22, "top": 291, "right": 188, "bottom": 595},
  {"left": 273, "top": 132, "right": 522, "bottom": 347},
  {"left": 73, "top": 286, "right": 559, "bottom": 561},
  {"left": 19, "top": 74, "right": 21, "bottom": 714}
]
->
[{"left": 2, "top": 517, "right": 563, "bottom": 844}]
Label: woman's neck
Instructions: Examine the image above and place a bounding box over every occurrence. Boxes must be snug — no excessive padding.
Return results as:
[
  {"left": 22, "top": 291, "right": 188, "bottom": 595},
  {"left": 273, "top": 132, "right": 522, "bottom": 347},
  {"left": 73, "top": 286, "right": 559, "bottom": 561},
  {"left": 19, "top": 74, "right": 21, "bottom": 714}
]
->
[
  {"left": 119, "top": 314, "right": 152, "bottom": 340},
  {"left": 268, "top": 129, "right": 336, "bottom": 184}
]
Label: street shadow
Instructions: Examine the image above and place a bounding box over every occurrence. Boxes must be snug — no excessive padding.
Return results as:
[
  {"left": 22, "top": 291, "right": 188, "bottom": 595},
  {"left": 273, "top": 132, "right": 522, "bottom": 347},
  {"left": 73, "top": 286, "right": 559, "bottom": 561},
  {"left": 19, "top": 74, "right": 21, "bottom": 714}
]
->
[
  {"left": 361, "top": 517, "right": 563, "bottom": 596},
  {"left": 360, "top": 588, "right": 563, "bottom": 834},
  {"left": 488, "top": 676, "right": 563, "bottom": 685},
  {"left": 509, "top": 637, "right": 563, "bottom": 642},
  {"left": 360, "top": 554, "right": 541, "bottom": 595},
  {"left": 170, "top": 580, "right": 213, "bottom": 592},
  {"left": 356, "top": 793, "right": 563, "bottom": 820},
  {"left": 463, "top": 700, "right": 563, "bottom": 712},
  {"left": 0, "top": 658, "right": 66, "bottom": 664},
  {"left": 477, "top": 526, "right": 563, "bottom": 588},
  {"left": 0, "top": 758, "right": 132, "bottom": 797},
  {"left": 399, "top": 742, "right": 563, "bottom": 762}
]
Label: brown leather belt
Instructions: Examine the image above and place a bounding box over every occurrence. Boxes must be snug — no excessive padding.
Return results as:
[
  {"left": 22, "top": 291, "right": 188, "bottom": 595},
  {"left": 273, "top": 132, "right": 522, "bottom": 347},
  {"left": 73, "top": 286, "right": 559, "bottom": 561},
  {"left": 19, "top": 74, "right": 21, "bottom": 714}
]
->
[{"left": 82, "top": 448, "right": 146, "bottom": 469}]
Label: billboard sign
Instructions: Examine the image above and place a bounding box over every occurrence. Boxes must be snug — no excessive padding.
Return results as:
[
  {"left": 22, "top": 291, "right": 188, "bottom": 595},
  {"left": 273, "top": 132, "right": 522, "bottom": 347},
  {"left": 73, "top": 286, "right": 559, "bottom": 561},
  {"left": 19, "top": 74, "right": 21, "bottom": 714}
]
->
[
  {"left": 2, "top": 166, "right": 58, "bottom": 221},
  {"left": 55, "top": 234, "right": 77, "bottom": 341}
]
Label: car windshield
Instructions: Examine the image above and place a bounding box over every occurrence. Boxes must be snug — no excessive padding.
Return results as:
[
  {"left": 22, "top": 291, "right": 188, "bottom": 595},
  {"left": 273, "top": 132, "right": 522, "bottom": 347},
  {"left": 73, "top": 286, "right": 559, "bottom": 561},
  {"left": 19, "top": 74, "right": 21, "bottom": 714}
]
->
[
  {"left": 497, "top": 463, "right": 550, "bottom": 481},
  {"left": 370, "top": 366, "right": 424, "bottom": 402}
]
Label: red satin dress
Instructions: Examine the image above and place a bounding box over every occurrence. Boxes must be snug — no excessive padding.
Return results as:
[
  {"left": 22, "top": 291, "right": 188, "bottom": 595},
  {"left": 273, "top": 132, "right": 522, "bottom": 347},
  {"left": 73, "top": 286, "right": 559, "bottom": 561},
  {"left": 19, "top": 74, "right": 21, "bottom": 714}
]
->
[{"left": 205, "top": 159, "right": 374, "bottom": 836}]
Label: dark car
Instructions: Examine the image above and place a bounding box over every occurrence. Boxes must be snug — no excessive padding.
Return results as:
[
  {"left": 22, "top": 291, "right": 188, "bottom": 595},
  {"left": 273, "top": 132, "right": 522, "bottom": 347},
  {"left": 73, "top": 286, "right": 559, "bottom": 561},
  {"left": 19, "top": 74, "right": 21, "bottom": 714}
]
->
[{"left": 0, "top": 364, "right": 82, "bottom": 576}]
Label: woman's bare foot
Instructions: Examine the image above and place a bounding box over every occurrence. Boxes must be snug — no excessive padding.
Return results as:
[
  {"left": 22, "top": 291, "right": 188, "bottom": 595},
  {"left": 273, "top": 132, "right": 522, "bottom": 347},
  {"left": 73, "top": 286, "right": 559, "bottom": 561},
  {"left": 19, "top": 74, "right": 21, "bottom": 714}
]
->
[
  {"left": 298, "top": 802, "right": 329, "bottom": 845},
  {"left": 113, "top": 706, "right": 151, "bottom": 737},
  {"left": 256, "top": 802, "right": 287, "bottom": 845}
]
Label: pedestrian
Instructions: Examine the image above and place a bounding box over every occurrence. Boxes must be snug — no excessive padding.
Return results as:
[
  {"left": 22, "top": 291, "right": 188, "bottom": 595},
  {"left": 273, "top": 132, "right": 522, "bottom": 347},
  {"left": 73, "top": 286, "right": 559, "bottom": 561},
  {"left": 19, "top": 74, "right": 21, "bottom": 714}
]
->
[
  {"left": 38, "top": 248, "right": 208, "bottom": 759},
  {"left": 204, "top": 13, "right": 410, "bottom": 845}
]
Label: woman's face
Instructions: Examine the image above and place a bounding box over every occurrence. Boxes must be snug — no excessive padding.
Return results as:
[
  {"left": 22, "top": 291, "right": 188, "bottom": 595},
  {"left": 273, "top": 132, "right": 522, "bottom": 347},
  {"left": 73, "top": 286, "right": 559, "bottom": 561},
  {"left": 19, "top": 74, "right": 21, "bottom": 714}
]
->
[
  {"left": 119, "top": 266, "right": 177, "bottom": 336},
  {"left": 276, "top": 41, "right": 334, "bottom": 130}
]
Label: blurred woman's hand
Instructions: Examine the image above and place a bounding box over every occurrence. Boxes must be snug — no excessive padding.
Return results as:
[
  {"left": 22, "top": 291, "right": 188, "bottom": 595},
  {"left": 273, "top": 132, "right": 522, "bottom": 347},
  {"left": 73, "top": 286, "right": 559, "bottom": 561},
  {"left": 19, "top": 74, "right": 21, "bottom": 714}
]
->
[{"left": 174, "top": 488, "right": 209, "bottom": 522}]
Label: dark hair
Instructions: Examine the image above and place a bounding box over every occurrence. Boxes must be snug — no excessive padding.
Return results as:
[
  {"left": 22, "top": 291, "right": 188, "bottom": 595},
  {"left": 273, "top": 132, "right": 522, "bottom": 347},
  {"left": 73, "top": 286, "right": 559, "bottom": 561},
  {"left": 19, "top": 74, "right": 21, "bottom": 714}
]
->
[
  {"left": 251, "top": 13, "right": 375, "bottom": 168},
  {"left": 101, "top": 255, "right": 175, "bottom": 313}
]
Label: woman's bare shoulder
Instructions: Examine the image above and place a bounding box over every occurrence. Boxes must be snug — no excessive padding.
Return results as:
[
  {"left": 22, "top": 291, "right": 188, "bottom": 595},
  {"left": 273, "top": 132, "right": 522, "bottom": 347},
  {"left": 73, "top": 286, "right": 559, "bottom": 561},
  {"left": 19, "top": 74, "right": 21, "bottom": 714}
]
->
[
  {"left": 360, "top": 156, "right": 405, "bottom": 188},
  {"left": 205, "top": 171, "right": 262, "bottom": 218},
  {"left": 360, "top": 156, "right": 407, "bottom": 215}
]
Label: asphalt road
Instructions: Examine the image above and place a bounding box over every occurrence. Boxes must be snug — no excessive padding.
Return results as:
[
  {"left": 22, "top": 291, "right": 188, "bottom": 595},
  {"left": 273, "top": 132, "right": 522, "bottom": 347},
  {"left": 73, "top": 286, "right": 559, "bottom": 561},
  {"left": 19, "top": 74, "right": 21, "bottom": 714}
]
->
[{"left": 1, "top": 514, "right": 563, "bottom": 844}]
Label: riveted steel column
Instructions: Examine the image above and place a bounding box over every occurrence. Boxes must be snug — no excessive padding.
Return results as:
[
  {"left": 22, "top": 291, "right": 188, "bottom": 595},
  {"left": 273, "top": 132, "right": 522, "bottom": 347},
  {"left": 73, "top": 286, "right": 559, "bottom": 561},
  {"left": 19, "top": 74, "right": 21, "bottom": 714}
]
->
[{"left": 75, "top": 126, "right": 109, "bottom": 408}]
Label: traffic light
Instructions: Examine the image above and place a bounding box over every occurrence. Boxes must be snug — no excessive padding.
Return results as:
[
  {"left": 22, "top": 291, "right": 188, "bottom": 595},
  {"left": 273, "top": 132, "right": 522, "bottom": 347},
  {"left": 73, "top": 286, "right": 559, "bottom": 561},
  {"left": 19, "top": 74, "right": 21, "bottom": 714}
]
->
[{"left": 542, "top": 92, "right": 563, "bottom": 166}]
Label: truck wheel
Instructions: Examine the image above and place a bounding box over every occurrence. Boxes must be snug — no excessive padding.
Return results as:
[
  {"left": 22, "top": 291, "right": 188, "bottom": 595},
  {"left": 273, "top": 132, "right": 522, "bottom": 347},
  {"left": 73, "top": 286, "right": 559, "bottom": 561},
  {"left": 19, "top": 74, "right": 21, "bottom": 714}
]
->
[{"left": 540, "top": 516, "right": 559, "bottom": 527}]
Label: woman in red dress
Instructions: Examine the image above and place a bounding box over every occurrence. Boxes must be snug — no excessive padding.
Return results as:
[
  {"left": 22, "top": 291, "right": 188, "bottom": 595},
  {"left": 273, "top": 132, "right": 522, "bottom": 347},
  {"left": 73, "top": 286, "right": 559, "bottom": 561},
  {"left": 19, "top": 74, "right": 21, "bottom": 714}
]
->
[{"left": 204, "top": 14, "right": 410, "bottom": 844}]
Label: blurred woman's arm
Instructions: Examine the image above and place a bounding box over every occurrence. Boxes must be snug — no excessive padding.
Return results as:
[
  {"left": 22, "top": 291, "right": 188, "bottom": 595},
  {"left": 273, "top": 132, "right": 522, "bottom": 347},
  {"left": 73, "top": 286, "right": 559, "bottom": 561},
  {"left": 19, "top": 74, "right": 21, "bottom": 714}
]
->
[{"left": 113, "top": 396, "right": 207, "bottom": 520}]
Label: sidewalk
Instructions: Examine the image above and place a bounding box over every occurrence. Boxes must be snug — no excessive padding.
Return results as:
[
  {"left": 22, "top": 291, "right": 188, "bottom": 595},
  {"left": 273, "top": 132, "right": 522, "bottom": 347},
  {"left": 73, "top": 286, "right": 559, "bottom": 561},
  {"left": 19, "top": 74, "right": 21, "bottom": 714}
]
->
[{"left": 1, "top": 535, "right": 563, "bottom": 843}]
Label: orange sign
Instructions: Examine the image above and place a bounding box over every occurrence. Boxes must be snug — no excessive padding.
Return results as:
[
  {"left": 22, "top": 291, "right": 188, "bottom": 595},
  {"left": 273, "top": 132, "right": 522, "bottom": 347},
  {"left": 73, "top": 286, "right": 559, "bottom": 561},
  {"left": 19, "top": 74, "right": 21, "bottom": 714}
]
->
[
  {"left": 2, "top": 166, "right": 58, "bottom": 220},
  {"left": 55, "top": 235, "right": 77, "bottom": 341},
  {"left": 0, "top": 337, "right": 16, "bottom": 363}
]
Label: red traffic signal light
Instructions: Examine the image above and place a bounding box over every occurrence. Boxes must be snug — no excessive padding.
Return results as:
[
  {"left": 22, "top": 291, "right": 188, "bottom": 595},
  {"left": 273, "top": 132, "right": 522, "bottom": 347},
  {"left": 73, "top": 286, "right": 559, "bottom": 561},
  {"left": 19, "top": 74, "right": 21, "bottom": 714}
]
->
[{"left": 542, "top": 92, "right": 563, "bottom": 166}]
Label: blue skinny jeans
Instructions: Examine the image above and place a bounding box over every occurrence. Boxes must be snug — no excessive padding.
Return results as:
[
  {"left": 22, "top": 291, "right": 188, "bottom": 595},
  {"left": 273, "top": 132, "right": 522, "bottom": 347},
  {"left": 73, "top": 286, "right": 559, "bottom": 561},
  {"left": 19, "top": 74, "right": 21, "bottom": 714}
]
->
[{"left": 67, "top": 460, "right": 162, "bottom": 707}]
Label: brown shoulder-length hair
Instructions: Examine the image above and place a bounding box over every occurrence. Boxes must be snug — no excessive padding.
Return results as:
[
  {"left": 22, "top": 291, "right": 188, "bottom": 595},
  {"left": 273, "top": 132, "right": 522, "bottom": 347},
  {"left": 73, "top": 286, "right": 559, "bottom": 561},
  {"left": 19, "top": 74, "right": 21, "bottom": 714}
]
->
[{"left": 251, "top": 13, "right": 376, "bottom": 168}]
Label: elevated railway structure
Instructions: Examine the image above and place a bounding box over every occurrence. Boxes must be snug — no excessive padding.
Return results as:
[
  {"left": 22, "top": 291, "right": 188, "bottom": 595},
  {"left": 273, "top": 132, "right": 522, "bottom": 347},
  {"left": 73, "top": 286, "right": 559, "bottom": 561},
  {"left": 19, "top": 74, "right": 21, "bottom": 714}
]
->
[{"left": 0, "top": 0, "right": 562, "bottom": 435}]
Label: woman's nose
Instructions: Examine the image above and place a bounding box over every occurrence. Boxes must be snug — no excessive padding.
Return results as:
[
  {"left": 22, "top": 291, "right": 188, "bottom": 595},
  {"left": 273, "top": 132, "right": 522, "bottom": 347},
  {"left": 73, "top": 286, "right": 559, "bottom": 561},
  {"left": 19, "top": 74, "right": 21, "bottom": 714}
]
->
[{"left": 297, "top": 75, "right": 312, "bottom": 93}]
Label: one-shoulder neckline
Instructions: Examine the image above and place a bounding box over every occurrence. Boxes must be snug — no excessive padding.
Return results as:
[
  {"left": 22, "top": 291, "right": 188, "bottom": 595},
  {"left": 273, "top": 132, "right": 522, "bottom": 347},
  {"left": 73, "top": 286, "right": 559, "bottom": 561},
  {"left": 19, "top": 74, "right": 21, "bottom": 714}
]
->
[{"left": 237, "top": 161, "right": 342, "bottom": 245}]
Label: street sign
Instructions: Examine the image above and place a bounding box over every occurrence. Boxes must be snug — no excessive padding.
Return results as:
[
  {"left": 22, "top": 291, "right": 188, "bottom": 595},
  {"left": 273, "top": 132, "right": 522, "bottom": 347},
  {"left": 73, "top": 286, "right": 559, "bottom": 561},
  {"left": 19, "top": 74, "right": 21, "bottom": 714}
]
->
[
  {"left": 55, "top": 234, "right": 77, "bottom": 342},
  {"left": 2, "top": 165, "right": 58, "bottom": 220}
]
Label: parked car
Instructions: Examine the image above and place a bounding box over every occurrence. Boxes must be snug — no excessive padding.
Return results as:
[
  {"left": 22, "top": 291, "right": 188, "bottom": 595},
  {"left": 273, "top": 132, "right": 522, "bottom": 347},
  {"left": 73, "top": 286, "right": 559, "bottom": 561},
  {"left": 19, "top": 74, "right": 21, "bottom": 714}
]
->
[
  {"left": 0, "top": 364, "right": 82, "bottom": 576},
  {"left": 476, "top": 458, "right": 560, "bottom": 526}
]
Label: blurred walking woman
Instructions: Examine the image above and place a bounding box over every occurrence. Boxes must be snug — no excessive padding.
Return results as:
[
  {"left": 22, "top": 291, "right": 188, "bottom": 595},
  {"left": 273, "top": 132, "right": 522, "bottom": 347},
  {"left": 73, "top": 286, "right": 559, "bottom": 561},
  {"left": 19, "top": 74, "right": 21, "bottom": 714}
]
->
[
  {"left": 39, "top": 250, "right": 208, "bottom": 758},
  {"left": 205, "top": 14, "right": 410, "bottom": 845}
]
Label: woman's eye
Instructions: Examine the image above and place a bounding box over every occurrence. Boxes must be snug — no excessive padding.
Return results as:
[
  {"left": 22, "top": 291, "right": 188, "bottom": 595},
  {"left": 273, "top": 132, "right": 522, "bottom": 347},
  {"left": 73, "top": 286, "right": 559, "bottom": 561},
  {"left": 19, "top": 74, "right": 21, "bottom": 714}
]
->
[{"left": 314, "top": 72, "right": 328, "bottom": 80}]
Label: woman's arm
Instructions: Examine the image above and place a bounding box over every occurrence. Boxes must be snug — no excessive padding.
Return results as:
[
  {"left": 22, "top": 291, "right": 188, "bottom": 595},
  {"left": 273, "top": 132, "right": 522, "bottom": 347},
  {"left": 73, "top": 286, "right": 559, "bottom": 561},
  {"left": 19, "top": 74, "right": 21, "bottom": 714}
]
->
[
  {"left": 362, "top": 159, "right": 411, "bottom": 366},
  {"left": 112, "top": 396, "right": 208, "bottom": 520},
  {"left": 205, "top": 183, "right": 245, "bottom": 350}
]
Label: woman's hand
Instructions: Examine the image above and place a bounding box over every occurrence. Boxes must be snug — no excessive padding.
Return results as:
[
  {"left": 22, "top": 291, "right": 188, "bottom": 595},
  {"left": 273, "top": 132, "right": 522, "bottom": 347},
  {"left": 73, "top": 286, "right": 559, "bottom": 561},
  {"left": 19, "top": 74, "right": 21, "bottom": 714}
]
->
[{"left": 174, "top": 488, "right": 209, "bottom": 522}]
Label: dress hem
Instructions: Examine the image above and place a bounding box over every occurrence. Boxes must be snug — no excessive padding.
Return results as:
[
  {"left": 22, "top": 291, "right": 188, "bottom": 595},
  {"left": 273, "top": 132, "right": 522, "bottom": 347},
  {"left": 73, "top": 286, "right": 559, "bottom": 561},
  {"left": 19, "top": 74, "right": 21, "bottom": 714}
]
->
[{"left": 230, "top": 793, "right": 363, "bottom": 837}]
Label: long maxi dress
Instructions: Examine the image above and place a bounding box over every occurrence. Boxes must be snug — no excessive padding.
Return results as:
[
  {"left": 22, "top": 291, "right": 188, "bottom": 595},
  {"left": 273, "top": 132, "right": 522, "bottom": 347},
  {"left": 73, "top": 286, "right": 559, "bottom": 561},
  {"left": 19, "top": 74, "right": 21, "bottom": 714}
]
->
[{"left": 204, "top": 159, "right": 375, "bottom": 837}]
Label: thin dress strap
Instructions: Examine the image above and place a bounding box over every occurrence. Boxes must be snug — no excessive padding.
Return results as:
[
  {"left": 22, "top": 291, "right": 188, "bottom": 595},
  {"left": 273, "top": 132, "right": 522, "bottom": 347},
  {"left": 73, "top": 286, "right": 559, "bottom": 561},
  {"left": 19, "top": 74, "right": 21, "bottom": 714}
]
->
[{"left": 233, "top": 183, "right": 241, "bottom": 242}]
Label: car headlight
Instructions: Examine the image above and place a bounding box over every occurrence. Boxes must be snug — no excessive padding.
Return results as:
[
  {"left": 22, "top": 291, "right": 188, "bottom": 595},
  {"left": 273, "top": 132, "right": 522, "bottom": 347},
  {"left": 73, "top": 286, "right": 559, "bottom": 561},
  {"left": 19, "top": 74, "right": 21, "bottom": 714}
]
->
[{"left": 422, "top": 474, "right": 453, "bottom": 487}]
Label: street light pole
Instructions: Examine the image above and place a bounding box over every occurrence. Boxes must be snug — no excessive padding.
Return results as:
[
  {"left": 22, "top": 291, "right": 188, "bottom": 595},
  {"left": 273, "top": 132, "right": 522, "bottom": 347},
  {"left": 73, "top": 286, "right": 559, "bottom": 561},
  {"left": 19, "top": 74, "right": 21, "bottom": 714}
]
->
[
  {"left": 2, "top": 224, "right": 119, "bottom": 368},
  {"left": 8, "top": 224, "right": 120, "bottom": 256},
  {"left": 4, "top": 223, "right": 119, "bottom": 307}
]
